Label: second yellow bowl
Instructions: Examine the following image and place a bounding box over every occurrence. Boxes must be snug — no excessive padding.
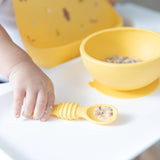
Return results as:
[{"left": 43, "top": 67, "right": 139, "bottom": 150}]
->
[{"left": 12, "top": 0, "right": 122, "bottom": 68}]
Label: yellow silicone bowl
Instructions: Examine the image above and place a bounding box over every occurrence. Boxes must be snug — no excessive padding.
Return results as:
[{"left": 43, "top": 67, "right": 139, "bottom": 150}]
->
[
  {"left": 80, "top": 27, "right": 160, "bottom": 91},
  {"left": 12, "top": 0, "right": 122, "bottom": 68}
]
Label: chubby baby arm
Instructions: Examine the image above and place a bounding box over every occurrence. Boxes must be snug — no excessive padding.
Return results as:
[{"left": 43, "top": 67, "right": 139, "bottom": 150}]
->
[{"left": 0, "top": 24, "right": 55, "bottom": 121}]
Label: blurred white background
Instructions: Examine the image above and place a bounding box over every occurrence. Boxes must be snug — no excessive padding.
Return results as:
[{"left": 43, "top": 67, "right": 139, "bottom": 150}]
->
[{"left": 119, "top": 0, "right": 160, "bottom": 11}]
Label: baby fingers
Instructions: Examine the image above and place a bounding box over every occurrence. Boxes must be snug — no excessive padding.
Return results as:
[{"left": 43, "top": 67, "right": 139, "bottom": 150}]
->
[
  {"left": 33, "top": 90, "right": 48, "bottom": 120},
  {"left": 22, "top": 90, "right": 37, "bottom": 118},
  {"left": 14, "top": 89, "right": 26, "bottom": 118},
  {"left": 40, "top": 91, "right": 55, "bottom": 122}
]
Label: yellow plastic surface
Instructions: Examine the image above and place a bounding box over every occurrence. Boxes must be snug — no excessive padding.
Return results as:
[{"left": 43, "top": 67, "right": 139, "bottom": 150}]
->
[
  {"left": 12, "top": 0, "right": 122, "bottom": 68},
  {"left": 51, "top": 102, "right": 118, "bottom": 125},
  {"left": 89, "top": 79, "right": 160, "bottom": 99},
  {"left": 80, "top": 27, "right": 160, "bottom": 97}
]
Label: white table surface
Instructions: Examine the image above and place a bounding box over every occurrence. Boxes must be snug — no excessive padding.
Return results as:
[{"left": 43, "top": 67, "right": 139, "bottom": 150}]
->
[{"left": 0, "top": 2, "right": 160, "bottom": 160}]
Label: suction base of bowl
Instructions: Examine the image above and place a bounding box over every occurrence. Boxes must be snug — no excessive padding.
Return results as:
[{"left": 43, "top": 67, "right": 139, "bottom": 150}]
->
[{"left": 89, "top": 78, "right": 160, "bottom": 99}]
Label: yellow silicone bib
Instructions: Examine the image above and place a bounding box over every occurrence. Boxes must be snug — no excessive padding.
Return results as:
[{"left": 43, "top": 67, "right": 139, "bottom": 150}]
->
[{"left": 12, "top": 0, "right": 122, "bottom": 68}]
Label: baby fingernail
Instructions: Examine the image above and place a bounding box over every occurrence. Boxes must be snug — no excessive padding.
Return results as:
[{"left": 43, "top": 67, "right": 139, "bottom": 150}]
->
[
  {"left": 33, "top": 112, "right": 41, "bottom": 120},
  {"left": 23, "top": 112, "right": 32, "bottom": 118}
]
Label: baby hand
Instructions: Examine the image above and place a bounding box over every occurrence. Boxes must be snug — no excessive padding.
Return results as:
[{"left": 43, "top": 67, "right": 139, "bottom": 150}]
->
[{"left": 9, "top": 61, "right": 55, "bottom": 121}]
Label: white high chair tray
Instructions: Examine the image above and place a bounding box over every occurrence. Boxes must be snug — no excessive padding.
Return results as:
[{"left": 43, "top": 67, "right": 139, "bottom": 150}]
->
[
  {"left": 0, "top": 2, "right": 160, "bottom": 160},
  {"left": 0, "top": 57, "right": 160, "bottom": 160}
]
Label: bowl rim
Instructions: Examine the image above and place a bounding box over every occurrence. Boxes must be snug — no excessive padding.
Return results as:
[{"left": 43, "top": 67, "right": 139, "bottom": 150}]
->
[{"left": 80, "top": 27, "right": 160, "bottom": 67}]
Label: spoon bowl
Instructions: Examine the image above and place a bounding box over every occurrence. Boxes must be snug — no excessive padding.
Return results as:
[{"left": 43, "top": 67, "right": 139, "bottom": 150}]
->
[{"left": 85, "top": 104, "right": 118, "bottom": 125}]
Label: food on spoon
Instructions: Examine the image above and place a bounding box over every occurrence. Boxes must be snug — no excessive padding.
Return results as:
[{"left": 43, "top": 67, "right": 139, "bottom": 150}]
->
[{"left": 94, "top": 106, "right": 113, "bottom": 121}]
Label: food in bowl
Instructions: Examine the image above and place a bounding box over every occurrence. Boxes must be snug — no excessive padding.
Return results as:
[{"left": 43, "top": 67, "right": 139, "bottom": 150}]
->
[{"left": 103, "top": 55, "right": 141, "bottom": 64}]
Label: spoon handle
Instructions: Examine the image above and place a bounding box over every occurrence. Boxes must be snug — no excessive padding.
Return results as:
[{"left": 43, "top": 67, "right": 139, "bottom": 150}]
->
[{"left": 51, "top": 102, "right": 86, "bottom": 120}]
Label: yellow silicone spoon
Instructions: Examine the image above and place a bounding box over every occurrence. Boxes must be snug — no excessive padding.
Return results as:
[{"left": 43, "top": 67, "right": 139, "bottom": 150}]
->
[{"left": 51, "top": 102, "right": 118, "bottom": 125}]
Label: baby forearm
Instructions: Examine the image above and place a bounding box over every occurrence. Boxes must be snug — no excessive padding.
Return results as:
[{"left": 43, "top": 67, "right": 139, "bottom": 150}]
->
[
  {"left": 0, "top": 25, "right": 55, "bottom": 121},
  {"left": 0, "top": 24, "right": 33, "bottom": 78}
]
